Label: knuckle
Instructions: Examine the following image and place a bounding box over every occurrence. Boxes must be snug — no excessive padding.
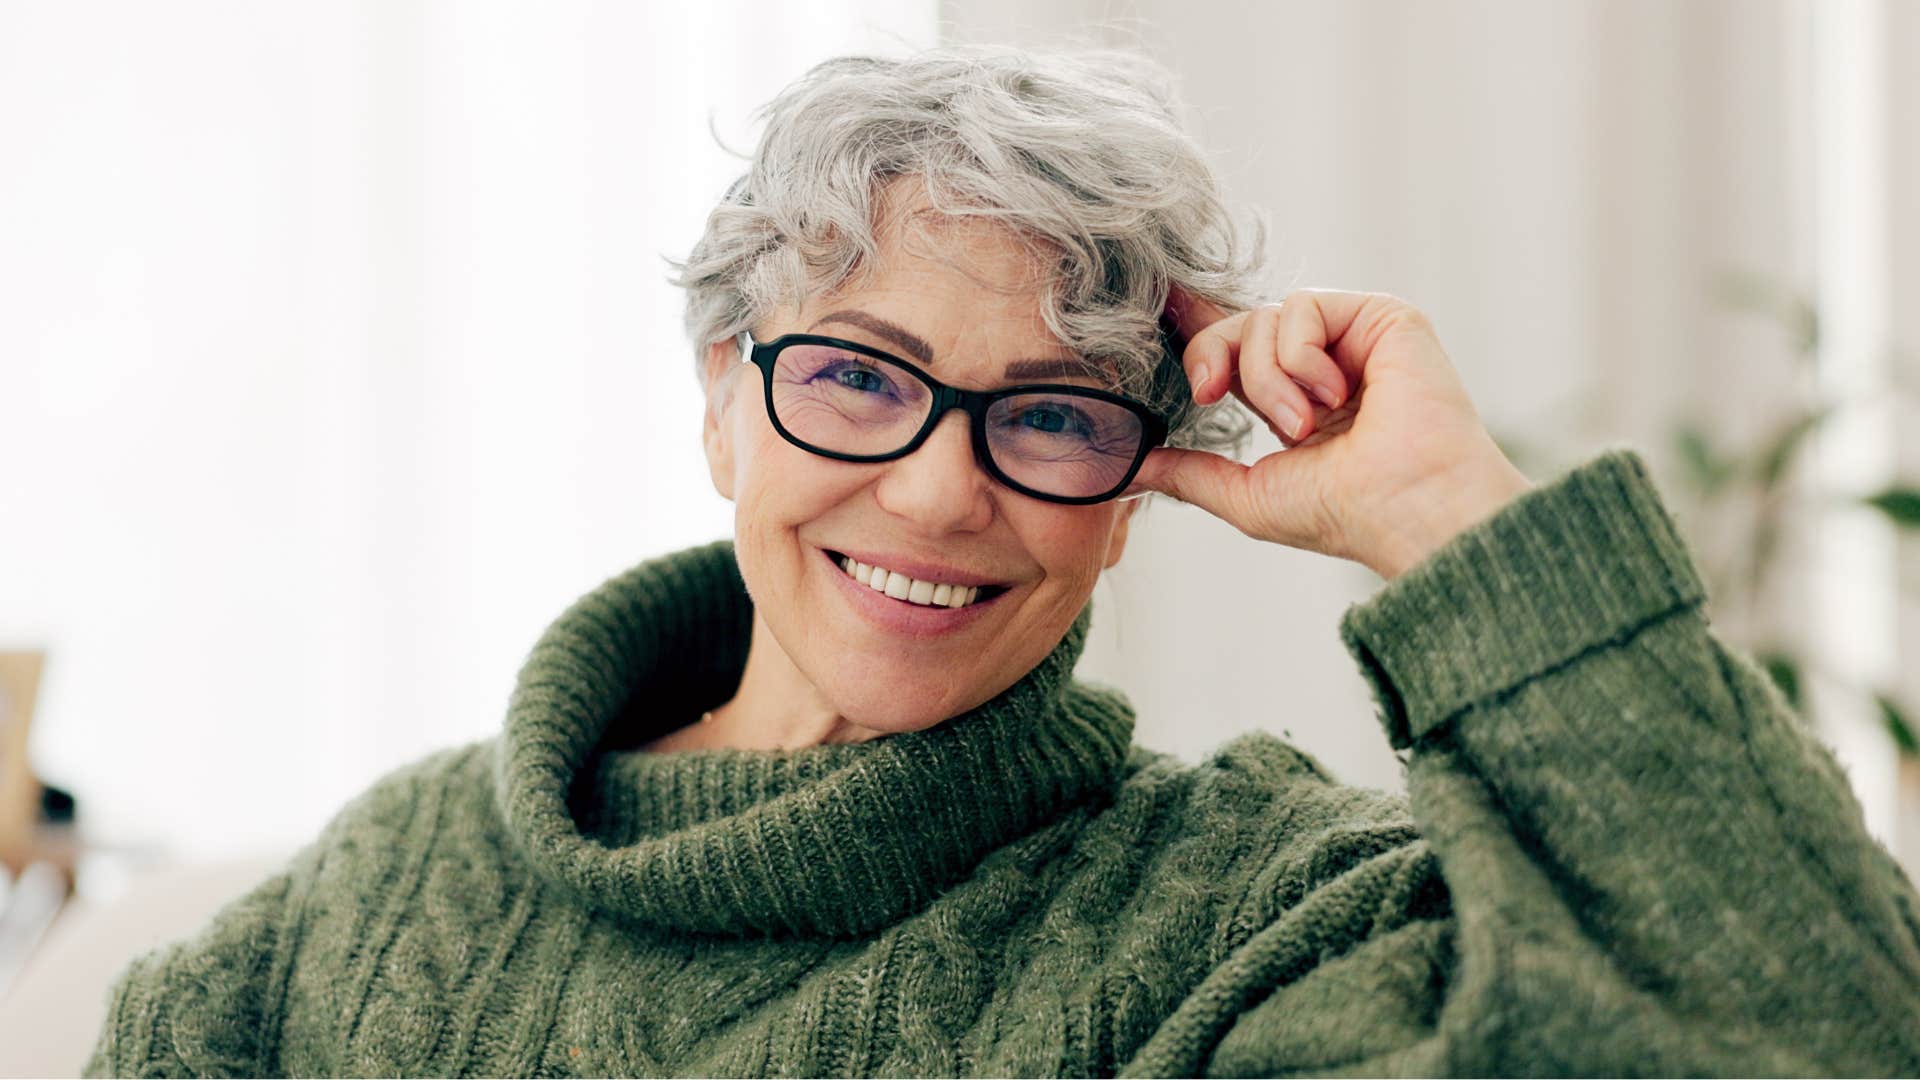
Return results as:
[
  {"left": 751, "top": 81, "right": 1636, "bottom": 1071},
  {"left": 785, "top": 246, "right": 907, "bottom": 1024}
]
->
[
  {"left": 1392, "top": 306, "right": 1435, "bottom": 334},
  {"left": 1368, "top": 292, "right": 1434, "bottom": 331},
  {"left": 1151, "top": 463, "right": 1188, "bottom": 504}
]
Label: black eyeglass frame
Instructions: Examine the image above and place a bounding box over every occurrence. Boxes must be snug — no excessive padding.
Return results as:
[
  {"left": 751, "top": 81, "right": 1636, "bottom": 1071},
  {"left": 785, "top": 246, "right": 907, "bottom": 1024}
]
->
[{"left": 737, "top": 330, "right": 1170, "bottom": 506}]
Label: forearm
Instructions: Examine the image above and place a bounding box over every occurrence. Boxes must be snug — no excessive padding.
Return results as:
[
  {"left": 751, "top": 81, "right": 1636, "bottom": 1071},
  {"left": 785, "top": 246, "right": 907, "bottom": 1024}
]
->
[{"left": 1339, "top": 449, "right": 1920, "bottom": 1074}]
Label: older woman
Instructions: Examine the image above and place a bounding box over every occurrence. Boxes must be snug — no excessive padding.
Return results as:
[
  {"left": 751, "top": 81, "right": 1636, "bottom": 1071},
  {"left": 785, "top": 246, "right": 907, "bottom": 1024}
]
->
[{"left": 88, "top": 47, "right": 1918, "bottom": 1078}]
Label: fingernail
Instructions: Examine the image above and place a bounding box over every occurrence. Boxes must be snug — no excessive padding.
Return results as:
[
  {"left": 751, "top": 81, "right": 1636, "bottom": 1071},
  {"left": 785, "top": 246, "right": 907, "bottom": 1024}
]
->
[
  {"left": 1193, "top": 363, "right": 1211, "bottom": 397},
  {"left": 1275, "top": 402, "right": 1303, "bottom": 439},
  {"left": 1310, "top": 382, "right": 1340, "bottom": 408}
]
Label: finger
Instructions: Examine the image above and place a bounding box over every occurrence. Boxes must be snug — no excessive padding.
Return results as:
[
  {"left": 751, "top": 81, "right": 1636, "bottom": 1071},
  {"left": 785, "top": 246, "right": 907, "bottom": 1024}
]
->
[
  {"left": 1237, "top": 303, "right": 1319, "bottom": 442},
  {"left": 1182, "top": 309, "right": 1248, "bottom": 405},
  {"left": 1292, "top": 399, "right": 1359, "bottom": 447},
  {"left": 1222, "top": 366, "right": 1299, "bottom": 447},
  {"left": 1271, "top": 298, "right": 1350, "bottom": 409},
  {"left": 1163, "top": 283, "right": 1235, "bottom": 345},
  {"left": 1165, "top": 284, "right": 1245, "bottom": 404},
  {"left": 1279, "top": 289, "right": 1412, "bottom": 388},
  {"left": 1218, "top": 358, "right": 1352, "bottom": 449}
]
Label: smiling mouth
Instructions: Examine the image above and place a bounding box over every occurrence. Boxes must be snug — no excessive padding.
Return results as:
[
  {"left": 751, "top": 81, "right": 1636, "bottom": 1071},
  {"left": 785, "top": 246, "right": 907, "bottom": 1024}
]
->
[{"left": 824, "top": 549, "right": 1010, "bottom": 609}]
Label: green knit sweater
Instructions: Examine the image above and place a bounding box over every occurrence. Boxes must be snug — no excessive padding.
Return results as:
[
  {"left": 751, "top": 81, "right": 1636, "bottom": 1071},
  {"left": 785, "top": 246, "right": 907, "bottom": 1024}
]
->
[{"left": 84, "top": 451, "right": 1920, "bottom": 1078}]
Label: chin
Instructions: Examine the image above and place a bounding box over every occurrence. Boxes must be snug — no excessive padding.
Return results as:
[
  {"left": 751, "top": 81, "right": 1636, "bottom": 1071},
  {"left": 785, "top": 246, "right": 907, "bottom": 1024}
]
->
[{"left": 821, "top": 680, "right": 971, "bottom": 736}]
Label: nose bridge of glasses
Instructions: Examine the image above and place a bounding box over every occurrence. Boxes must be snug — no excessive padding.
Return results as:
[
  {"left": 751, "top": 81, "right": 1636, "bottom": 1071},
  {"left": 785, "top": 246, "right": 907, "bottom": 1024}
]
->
[
  {"left": 877, "top": 395, "right": 982, "bottom": 483},
  {"left": 920, "top": 399, "right": 983, "bottom": 460},
  {"left": 865, "top": 402, "right": 990, "bottom": 519}
]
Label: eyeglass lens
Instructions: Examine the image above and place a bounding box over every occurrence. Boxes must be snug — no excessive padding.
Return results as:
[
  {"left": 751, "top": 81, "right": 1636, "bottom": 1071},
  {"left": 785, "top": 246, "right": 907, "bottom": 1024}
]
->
[{"left": 769, "top": 342, "right": 1146, "bottom": 500}]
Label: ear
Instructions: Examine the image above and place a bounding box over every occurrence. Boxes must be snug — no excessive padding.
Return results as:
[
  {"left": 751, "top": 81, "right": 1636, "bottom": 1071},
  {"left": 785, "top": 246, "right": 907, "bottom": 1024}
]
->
[
  {"left": 1101, "top": 497, "right": 1139, "bottom": 570},
  {"left": 701, "top": 338, "right": 741, "bottom": 501}
]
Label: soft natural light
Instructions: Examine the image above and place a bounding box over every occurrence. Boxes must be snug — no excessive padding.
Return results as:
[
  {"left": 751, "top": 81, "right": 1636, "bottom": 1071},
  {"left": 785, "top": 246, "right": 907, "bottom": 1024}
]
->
[
  {"left": 1807, "top": 0, "right": 1897, "bottom": 845},
  {"left": 0, "top": 0, "right": 937, "bottom": 861}
]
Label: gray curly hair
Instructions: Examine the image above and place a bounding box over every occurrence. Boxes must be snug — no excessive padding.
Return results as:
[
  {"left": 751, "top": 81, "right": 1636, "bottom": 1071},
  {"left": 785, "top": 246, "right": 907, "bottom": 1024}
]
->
[{"left": 669, "top": 45, "right": 1267, "bottom": 458}]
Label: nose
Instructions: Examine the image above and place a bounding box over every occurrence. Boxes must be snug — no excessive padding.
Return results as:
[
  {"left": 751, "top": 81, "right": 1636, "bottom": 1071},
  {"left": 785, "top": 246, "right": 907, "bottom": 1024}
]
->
[{"left": 872, "top": 408, "right": 995, "bottom": 533}]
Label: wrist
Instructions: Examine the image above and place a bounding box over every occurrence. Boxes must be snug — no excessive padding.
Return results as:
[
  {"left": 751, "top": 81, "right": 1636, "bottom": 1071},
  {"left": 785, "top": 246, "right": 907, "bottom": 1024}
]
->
[{"left": 1355, "top": 457, "right": 1532, "bottom": 580}]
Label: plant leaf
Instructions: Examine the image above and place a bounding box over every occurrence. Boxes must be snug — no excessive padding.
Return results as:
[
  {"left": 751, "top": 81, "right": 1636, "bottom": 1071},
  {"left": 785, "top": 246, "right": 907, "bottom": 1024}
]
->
[
  {"left": 1674, "top": 424, "right": 1734, "bottom": 497},
  {"left": 1863, "top": 488, "right": 1920, "bottom": 527},
  {"left": 1754, "top": 407, "right": 1832, "bottom": 490},
  {"left": 1790, "top": 302, "right": 1820, "bottom": 357},
  {"left": 1877, "top": 694, "right": 1920, "bottom": 757},
  {"left": 1758, "top": 651, "right": 1803, "bottom": 712},
  {"left": 1706, "top": 267, "right": 1819, "bottom": 359}
]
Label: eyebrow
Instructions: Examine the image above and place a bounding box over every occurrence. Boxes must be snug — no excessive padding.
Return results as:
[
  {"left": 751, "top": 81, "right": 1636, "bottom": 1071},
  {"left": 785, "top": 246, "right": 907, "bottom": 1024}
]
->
[{"left": 808, "top": 309, "right": 1110, "bottom": 383}]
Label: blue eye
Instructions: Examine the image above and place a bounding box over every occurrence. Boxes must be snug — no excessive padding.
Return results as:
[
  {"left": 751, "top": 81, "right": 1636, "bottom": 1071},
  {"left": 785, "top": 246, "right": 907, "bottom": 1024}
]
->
[
  {"left": 833, "top": 365, "right": 889, "bottom": 394},
  {"left": 1016, "top": 404, "right": 1092, "bottom": 438}
]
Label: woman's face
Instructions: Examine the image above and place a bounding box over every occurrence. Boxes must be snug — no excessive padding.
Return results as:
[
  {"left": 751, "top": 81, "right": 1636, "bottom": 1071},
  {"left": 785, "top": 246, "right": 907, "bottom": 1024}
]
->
[{"left": 700, "top": 202, "right": 1139, "bottom": 735}]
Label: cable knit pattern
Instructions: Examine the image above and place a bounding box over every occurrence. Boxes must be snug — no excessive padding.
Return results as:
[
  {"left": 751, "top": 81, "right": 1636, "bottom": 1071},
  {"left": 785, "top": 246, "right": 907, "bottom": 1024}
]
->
[{"left": 84, "top": 450, "right": 1920, "bottom": 1078}]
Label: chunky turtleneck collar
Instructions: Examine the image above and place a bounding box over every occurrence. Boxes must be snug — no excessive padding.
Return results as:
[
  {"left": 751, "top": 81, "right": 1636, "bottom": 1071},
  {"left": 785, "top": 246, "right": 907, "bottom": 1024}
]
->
[{"left": 492, "top": 539, "right": 1136, "bottom": 938}]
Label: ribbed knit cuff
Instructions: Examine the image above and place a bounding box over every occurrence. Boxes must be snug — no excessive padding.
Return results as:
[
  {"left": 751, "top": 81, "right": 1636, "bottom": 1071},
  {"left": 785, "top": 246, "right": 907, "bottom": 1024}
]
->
[{"left": 1339, "top": 449, "right": 1707, "bottom": 749}]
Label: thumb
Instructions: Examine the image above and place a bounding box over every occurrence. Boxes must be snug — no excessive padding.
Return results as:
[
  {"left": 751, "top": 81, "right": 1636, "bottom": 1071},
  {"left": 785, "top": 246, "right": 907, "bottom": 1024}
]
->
[
  {"left": 1130, "top": 445, "right": 1328, "bottom": 550},
  {"left": 1129, "top": 446, "right": 1261, "bottom": 528}
]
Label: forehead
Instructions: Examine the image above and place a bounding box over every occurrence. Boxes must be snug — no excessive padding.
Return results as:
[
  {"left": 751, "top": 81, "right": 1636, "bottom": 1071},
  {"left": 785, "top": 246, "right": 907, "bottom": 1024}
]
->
[
  {"left": 807, "top": 308, "right": 1116, "bottom": 384},
  {"left": 871, "top": 177, "right": 1054, "bottom": 284},
  {"left": 791, "top": 200, "right": 1118, "bottom": 385}
]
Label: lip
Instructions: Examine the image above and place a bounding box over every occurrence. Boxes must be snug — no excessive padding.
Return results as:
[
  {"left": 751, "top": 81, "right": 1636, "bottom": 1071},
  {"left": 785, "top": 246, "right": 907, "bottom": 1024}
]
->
[
  {"left": 827, "top": 546, "right": 1008, "bottom": 589},
  {"left": 819, "top": 547, "right": 1009, "bottom": 639}
]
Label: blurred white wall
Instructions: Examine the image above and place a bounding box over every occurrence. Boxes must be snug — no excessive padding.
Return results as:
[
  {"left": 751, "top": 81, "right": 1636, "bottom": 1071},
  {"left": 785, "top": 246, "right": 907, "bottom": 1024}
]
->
[{"left": 0, "top": 0, "right": 937, "bottom": 861}]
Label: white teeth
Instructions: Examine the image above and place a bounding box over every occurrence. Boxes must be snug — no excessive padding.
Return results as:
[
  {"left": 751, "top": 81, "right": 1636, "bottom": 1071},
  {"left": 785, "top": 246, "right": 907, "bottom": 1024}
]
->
[{"left": 835, "top": 554, "right": 990, "bottom": 609}]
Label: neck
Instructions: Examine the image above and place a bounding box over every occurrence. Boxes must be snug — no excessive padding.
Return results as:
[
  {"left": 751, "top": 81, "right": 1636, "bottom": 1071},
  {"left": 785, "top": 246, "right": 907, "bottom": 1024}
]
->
[
  {"left": 640, "top": 611, "right": 885, "bottom": 752},
  {"left": 498, "top": 538, "right": 1137, "bottom": 935}
]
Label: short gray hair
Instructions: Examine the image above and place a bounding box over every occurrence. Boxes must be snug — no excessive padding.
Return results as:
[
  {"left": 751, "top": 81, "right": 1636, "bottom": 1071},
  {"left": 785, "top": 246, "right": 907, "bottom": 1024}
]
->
[{"left": 668, "top": 45, "right": 1267, "bottom": 458}]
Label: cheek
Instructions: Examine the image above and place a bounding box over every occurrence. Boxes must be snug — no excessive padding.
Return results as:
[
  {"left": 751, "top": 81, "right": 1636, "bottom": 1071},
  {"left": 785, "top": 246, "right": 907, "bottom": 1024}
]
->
[
  {"left": 1022, "top": 510, "right": 1124, "bottom": 593},
  {"left": 729, "top": 418, "right": 794, "bottom": 546},
  {"left": 731, "top": 413, "right": 807, "bottom": 507},
  {"left": 732, "top": 421, "right": 867, "bottom": 541}
]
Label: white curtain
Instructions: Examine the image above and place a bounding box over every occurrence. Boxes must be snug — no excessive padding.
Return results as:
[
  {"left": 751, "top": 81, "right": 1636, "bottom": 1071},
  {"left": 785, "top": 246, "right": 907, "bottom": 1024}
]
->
[{"left": 0, "top": 0, "right": 937, "bottom": 861}]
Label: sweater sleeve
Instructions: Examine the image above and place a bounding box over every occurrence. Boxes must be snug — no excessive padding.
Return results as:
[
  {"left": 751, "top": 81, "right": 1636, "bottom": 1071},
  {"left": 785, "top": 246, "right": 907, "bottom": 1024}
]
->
[
  {"left": 1185, "top": 450, "right": 1920, "bottom": 1077},
  {"left": 81, "top": 858, "right": 302, "bottom": 1079}
]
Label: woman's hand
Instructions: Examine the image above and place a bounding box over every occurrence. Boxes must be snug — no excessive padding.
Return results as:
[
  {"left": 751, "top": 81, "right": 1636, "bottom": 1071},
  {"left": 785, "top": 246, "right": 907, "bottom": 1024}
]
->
[{"left": 1127, "top": 287, "right": 1532, "bottom": 580}]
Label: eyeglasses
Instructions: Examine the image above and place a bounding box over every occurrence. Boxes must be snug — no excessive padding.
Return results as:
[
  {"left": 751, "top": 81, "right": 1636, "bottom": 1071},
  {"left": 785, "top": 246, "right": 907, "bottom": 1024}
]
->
[{"left": 737, "top": 331, "right": 1169, "bottom": 505}]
